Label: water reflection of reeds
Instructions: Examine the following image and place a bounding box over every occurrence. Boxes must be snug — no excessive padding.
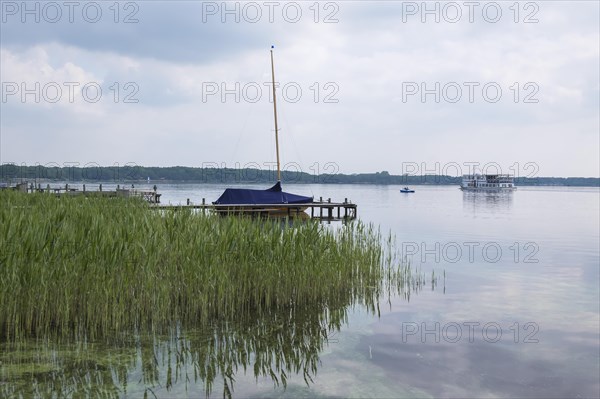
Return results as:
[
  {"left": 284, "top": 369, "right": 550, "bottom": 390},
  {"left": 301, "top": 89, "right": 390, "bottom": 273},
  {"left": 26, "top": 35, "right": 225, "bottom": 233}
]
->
[{"left": 2, "top": 289, "right": 431, "bottom": 398}]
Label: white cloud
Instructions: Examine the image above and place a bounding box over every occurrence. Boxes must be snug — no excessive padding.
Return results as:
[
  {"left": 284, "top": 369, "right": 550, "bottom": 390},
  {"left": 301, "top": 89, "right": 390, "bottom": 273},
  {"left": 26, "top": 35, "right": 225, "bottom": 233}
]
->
[{"left": 1, "top": 1, "right": 598, "bottom": 176}]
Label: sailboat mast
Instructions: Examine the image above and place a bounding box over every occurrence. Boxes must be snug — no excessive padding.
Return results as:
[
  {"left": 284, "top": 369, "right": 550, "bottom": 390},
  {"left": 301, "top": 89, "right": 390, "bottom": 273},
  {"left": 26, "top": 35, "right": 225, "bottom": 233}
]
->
[{"left": 270, "top": 46, "right": 281, "bottom": 182}]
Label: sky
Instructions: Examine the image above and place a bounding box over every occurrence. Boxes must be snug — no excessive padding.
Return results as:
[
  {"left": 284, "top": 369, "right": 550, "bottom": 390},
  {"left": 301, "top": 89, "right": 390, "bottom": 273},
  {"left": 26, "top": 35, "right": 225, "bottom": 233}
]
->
[{"left": 1, "top": 0, "right": 599, "bottom": 178}]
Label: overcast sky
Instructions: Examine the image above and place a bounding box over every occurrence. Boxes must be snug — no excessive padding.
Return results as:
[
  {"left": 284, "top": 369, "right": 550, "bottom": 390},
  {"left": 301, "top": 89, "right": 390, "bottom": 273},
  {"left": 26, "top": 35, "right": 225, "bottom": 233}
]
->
[{"left": 1, "top": 1, "right": 598, "bottom": 178}]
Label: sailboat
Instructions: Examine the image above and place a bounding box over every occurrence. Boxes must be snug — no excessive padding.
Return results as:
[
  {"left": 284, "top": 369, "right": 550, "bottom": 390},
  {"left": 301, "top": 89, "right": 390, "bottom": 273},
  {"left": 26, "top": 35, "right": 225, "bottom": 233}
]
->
[{"left": 213, "top": 46, "right": 313, "bottom": 215}]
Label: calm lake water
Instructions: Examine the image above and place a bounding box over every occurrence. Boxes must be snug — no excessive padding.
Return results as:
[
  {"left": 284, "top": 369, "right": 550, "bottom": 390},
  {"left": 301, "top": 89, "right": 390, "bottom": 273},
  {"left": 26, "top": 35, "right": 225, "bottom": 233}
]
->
[{"left": 2, "top": 183, "right": 599, "bottom": 398}]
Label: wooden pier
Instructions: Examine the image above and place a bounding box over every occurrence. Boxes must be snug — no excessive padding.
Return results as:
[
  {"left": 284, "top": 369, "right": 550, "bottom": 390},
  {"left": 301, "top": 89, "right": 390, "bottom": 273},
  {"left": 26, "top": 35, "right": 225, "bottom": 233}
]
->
[
  {"left": 11, "top": 182, "right": 162, "bottom": 203},
  {"left": 152, "top": 197, "right": 357, "bottom": 222}
]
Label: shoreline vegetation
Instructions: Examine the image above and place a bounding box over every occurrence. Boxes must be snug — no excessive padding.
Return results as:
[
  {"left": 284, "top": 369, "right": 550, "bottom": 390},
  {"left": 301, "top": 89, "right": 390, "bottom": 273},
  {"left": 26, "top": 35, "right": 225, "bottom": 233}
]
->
[
  {"left": 0, "top": 191, "right": 433, "bottom": 343},
  {"left": 1, "top": 164, "right": 599, "bottom": 187},
  {"left": 1, "top": 190, "right": 438, "bottom": 396}
]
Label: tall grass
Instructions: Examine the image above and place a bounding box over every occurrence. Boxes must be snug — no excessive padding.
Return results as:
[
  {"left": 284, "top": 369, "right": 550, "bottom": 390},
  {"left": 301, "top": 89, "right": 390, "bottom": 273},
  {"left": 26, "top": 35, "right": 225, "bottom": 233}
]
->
[{"left": 0, "top": 191, "right": 429, "bottom": 342}]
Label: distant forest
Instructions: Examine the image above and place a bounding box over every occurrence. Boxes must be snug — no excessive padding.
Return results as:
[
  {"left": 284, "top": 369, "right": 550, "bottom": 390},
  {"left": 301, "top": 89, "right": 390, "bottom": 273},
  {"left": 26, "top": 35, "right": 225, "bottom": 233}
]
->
[{"left": 1, "top": 164, "right": 598, "bottom": 187}]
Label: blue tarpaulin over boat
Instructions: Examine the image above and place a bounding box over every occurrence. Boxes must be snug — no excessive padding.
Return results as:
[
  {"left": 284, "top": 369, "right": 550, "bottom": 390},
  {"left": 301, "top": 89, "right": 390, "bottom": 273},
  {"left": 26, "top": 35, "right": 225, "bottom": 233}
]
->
[{"left": 213, "top": 182, "right": 313, "bottom": 205}]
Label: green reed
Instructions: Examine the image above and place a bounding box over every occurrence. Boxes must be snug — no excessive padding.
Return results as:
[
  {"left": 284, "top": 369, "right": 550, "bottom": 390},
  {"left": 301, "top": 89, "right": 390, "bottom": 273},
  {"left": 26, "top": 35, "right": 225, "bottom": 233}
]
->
[{"left": 0, "top": 191, "right": 430, "bottom": 342}]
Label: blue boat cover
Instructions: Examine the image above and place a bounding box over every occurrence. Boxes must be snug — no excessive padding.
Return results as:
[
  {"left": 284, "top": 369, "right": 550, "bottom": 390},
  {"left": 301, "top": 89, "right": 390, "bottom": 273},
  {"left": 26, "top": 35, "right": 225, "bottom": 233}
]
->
[{"left": 213, "top": 182, "right": 313, "bottom": 205}]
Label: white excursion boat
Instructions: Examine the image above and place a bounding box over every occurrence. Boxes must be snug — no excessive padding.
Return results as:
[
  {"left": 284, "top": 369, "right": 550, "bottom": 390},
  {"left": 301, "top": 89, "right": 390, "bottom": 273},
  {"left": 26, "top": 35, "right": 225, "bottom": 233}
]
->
[{"left": 460, "top": 174, "right": 516, "bottom": 191}]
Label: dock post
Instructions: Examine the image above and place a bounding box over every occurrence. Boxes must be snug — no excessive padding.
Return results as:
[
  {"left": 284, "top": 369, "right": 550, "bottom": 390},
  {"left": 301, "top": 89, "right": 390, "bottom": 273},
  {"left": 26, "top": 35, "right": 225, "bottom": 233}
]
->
[
  {"left": 117, "top": 184, "right": 120, "bottom": 190},
  {"left": 99, "top": 184, "right": 102, "bottom": 192},
  {"left": 187, "top": 198, "right": 190, "bottom": 206},
  {"left": 319, "top": 196, "right": 322, "bottom": 203},
  {"left": 65, "top": 183, "right": 68, "bottom": 192},
  {"left": 83, "top": 184, "right": 86, "bottom": 193},
  {"left": 328, "top": 206, "right": 333, "bottom": 219},
  {"left": 344, "top": 198, "right": 347, "bottom": 204},
  {"left": 202, "top": 198, "right": 206, "bottom": 214},
  {"left": 320, "top": 205, "right": 323, "bottom": 219},
  {"left": 46, "top": 184, "right": 50, "bottom": 193},
  {"left": 327, "top": 198, "right": 331, "bottom": 203},
  {"left": 337, "top": 206, "right": 340, "bottom": 219},
  {"left": 311, "top": 205, "right": 314, "bottom": 218}
]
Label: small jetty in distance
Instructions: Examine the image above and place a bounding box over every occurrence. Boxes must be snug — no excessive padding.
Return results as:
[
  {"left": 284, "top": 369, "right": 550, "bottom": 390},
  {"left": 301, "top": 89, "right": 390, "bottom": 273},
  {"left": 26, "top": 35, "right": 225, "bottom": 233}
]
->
[{"left": 5, "top": 182, "right": 162, "bottom": 203}]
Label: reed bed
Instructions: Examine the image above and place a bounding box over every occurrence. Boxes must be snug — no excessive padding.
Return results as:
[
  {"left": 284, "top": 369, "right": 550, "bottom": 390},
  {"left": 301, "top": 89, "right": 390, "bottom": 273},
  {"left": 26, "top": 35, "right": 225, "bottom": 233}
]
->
[{"left": 0, "top": 191, "right": 429, "bottom": 342}]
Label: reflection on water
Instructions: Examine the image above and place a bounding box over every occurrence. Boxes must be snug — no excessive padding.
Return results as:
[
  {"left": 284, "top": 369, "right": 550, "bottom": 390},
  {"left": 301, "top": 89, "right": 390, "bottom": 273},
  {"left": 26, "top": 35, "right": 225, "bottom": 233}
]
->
[
  {"left": 0, "top": 273, "right": 434, "bottom": 398},
  {"left": 1, "top": 307, "right": 330, "bottom": 397},
  {"left": 461, "top": 190, "right": 514, "bottom": 212}
]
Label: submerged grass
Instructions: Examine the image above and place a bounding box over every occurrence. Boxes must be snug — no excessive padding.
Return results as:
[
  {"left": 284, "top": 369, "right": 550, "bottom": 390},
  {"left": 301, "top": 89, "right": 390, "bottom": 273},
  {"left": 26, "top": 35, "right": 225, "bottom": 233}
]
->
[{"left": 0, "top": 191, "right": 429, "bottom": 342}]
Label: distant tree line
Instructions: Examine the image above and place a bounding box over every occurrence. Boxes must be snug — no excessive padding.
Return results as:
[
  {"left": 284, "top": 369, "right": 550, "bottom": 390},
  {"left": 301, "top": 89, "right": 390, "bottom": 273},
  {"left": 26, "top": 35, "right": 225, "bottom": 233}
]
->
[{"left": 1, "top": 164, "right": 598, "bottom": 187}]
